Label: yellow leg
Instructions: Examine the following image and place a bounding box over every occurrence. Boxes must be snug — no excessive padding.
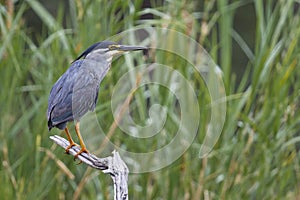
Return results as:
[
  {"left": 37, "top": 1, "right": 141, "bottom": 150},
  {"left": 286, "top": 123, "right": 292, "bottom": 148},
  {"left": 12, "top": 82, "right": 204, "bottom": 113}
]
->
[
  {"left": 64, "top": 127, "right": 78, "bottom": 153},
  {"left": 74, "top": 122, "right": 89, "bottom": 158}
]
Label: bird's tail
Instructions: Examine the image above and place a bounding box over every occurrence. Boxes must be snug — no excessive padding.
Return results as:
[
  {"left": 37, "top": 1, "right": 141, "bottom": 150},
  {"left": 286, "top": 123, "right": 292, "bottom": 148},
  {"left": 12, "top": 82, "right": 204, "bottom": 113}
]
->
[{"left": 48, "top": 120, "right": 53, "bottom": 131}]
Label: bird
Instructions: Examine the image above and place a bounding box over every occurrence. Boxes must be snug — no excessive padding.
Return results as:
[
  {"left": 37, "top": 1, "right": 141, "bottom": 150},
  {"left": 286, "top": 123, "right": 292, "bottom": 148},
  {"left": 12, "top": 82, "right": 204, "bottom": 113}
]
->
[{"left": 47, "top": 41, "right": 147, "bottom": 158}]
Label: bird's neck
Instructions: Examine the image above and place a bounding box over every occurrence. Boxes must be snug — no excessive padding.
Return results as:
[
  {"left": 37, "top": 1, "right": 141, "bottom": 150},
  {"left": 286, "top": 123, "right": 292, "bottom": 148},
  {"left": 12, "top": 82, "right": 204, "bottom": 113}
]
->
[{"left": 85, "top": 53, "right": 113, "bottom": 65}]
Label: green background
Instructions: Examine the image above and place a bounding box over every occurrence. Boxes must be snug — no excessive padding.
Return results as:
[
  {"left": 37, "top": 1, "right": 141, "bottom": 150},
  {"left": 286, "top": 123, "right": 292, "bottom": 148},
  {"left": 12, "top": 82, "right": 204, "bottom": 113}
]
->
[{"left": 0, "top": 0, "right": 299, "bottom": 199}]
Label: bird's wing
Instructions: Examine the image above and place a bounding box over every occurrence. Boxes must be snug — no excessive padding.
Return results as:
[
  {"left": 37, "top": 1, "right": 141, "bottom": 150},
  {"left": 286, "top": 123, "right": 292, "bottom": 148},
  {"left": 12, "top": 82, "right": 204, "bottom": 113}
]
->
[
  {"left": 48, "top": 60, "right": 102, "bottom": 126},
  {"left": 47, "top": 61, "right": 82, "bottom": 121},
  {"left": 70, "top": 68, "right": 100, "bottom": 118}
]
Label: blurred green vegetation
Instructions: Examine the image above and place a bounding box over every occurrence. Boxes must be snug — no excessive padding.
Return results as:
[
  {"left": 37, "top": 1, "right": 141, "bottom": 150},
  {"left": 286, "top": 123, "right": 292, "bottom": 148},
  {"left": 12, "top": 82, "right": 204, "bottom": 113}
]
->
[{"left": 0, "top": 0, "right": 299, "bottom": 199}]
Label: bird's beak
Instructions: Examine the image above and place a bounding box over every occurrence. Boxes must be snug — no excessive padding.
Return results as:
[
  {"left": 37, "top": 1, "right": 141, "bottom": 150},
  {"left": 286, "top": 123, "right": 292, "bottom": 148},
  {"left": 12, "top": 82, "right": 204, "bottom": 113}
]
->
[{"left": 118, "top": 45, "right": 148, "bottom": 52}]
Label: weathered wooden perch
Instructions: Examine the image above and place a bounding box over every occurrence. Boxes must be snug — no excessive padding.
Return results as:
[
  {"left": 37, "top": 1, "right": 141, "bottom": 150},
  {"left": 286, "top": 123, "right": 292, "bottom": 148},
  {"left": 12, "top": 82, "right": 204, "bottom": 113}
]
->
[{"left": 50, "top": 135, "right": 129, "bottom": 200}]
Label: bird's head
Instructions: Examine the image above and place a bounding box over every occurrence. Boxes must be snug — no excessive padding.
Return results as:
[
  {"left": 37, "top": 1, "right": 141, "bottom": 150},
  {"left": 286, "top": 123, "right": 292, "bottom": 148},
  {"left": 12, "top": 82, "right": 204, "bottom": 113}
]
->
[{"left": 73, "top": 41, "right": 147, "bottom": 63}]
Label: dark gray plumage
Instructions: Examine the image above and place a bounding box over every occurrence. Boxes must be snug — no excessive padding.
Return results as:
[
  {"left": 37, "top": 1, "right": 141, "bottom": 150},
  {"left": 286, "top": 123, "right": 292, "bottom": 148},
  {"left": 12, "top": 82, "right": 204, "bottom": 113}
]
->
[
  {"left": 47, "top": 41, "right": 147, "bottom": 157},
  {"left": 47, "top": 58, "right": 107, "bottom": 130}
]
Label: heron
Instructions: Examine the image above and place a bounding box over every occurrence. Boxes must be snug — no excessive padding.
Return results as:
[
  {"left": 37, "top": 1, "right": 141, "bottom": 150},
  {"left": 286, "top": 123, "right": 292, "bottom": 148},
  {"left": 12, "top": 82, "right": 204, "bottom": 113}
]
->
[{"left": 47, "top": 41, "right": 147, "bottom": 158}]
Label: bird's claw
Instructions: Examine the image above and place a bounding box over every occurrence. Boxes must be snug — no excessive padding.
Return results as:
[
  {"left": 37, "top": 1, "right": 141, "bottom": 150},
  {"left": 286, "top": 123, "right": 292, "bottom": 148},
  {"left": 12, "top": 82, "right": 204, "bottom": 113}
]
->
[
  {"left": 65, "top": 142, "right": 78, "bottom": 154},
  {"left": 75, "top": 159, "right": 83, "bottom": 165},
  {"left": 73, "top": 148, "right": 89, "bottom": 163}
]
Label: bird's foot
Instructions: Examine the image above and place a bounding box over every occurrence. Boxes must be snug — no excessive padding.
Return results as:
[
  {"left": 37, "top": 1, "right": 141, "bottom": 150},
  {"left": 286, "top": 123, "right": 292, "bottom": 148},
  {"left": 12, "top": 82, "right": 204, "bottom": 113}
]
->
[
  {"left": 65, "top": 142, "right": 78, "bottom": 154},
  {"left": 73, "top": 147, "right": 89, "bottom": 163}
]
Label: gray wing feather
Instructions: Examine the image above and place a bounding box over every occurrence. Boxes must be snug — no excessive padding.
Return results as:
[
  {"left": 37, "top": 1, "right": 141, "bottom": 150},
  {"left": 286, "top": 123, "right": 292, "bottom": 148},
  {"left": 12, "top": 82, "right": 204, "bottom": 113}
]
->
[
  {"left": 47, "top": 61, "right": 82, "bottom": 121},
  {"left": 47, "top": 59, "right": 105, "bottom": 129}
]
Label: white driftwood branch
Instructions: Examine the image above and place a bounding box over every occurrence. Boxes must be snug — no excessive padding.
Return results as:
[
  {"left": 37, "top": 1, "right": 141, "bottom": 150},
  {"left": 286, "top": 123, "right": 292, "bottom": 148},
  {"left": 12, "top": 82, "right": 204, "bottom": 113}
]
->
[{"left": 50, "top": 135, "right": 129, "bottom": 200}]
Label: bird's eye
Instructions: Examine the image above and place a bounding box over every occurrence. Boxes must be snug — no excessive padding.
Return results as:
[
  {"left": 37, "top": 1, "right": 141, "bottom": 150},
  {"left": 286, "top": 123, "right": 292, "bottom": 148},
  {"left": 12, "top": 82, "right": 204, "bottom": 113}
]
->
[{"left": 108, "top": 45, "right": 120, "bottom": 50}]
